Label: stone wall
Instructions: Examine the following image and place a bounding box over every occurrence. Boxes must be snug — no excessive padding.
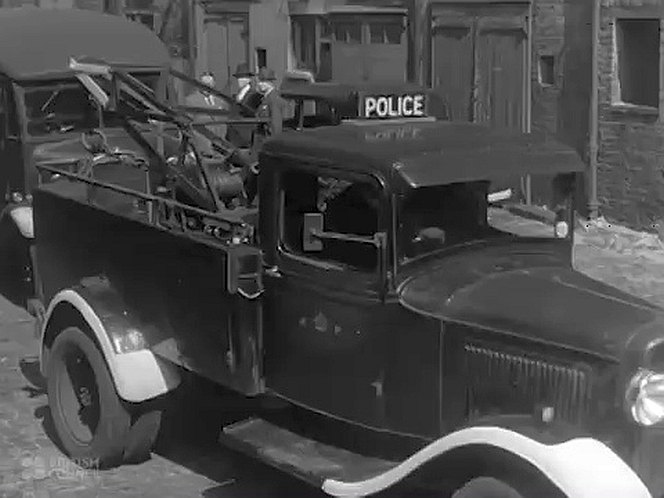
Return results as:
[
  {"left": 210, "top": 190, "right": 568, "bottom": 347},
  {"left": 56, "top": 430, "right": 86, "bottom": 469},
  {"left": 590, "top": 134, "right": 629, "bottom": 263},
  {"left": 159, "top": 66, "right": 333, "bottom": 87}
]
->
[
  {"left": 596, "top": 0, "right": 664, "bottom": 230},
  {"left": 531, "top": 0, "right": 565, "bottom": 136}
]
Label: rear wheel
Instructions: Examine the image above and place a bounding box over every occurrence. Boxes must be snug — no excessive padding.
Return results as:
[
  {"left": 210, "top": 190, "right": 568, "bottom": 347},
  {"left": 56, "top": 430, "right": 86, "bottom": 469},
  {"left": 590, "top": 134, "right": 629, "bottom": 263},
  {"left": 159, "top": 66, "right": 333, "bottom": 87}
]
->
[{"left": 47, "top": 326, "right": 162, "bottom": 468}]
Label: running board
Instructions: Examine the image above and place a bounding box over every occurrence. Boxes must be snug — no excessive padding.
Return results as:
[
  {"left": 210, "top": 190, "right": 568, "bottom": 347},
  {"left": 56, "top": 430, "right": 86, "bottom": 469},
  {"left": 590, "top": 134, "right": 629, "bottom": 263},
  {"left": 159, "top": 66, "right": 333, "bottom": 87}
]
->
[{"left": 220, "top": 418, "right": 397, "bottom": 488}]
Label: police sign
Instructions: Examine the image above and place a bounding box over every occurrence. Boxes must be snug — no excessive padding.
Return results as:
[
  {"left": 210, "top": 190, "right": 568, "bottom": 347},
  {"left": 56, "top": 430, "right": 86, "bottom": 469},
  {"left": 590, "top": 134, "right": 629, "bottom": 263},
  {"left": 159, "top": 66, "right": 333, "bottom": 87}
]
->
[{"left": 359, "top": 93, "right": 428, "bottom": 119}]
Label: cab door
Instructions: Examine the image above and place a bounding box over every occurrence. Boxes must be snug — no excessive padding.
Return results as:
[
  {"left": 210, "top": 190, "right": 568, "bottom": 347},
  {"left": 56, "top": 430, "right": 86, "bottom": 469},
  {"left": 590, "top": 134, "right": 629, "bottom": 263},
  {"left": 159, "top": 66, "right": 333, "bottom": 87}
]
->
[{"left": 264, "top": 165, "right": 392, "bottom": 428}]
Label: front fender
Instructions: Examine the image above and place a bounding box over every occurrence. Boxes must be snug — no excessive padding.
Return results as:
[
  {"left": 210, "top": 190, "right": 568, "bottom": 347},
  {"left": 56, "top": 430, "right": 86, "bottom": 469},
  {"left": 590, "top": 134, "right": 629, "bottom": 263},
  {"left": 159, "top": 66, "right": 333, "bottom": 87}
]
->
[
  {"left": 321, "top": 426, "right": 651, "bottom": 498},
  {"left": 40, "top": 277, "right": 181, "bottom": 403}
]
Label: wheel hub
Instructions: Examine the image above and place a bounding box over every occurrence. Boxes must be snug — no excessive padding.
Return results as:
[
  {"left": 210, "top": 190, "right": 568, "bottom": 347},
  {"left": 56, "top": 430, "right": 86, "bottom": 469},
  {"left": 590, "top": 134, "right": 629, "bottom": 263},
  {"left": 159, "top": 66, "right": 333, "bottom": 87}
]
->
[{"left": 56, "top": 349, "right": 101, "bottom": 445}]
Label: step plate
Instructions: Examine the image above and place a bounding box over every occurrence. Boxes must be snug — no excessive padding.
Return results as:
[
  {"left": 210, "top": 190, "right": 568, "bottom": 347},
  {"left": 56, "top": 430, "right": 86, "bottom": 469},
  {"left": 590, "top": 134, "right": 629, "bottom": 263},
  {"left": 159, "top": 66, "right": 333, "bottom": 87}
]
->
[{"left": 221, "top": 418, "right": 397, "bottom": 487}]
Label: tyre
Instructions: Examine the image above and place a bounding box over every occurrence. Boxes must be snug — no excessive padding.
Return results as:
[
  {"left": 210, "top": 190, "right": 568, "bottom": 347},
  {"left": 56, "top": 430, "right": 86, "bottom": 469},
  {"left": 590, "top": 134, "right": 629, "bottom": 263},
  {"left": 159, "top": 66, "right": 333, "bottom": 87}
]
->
[
  {"left": 47, "top": 326, "right": 161, "bottom": 469},
  {"left": 452, "top": 478, "right": 524, "bottom": 498}
]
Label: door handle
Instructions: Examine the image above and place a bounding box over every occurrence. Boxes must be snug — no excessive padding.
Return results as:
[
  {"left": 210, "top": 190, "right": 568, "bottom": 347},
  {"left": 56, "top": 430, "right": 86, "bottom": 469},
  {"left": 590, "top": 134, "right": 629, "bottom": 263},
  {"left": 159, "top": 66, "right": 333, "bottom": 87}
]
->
[{"left": 264, "top": 265, "right": 282, "bottom": 278}]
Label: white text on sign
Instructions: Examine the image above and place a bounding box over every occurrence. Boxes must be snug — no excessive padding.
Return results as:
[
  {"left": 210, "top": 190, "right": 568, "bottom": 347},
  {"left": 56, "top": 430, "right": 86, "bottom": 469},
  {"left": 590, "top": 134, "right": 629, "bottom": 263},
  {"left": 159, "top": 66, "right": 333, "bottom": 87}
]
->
[
  {"left": 365, "top": 126, "right": 422, "bottom": 142},
  {"left": 363, "top": 94, "right": 426, "bottom": 119}
]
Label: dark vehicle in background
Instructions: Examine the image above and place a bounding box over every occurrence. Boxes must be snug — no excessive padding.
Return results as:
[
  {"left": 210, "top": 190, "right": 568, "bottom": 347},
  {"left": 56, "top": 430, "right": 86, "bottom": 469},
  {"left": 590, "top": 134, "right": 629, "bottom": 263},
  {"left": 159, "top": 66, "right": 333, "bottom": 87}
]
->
[
  {"left": 0, "top": 8, "right": 169, "bottom": 308},
  {"left": 279, "top": 75, "right": 449, "bottom": 129},
  {"left": 30, "top": 62, "right": 653, "bottom": 498}
]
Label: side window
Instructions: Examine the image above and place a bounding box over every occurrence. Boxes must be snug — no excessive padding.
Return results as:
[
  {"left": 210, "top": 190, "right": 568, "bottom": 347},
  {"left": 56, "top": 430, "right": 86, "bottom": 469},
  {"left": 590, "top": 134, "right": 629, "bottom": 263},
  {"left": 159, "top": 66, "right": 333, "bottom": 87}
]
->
[{"left": 281, "top": 169, "right": 381, "bottom": 272}]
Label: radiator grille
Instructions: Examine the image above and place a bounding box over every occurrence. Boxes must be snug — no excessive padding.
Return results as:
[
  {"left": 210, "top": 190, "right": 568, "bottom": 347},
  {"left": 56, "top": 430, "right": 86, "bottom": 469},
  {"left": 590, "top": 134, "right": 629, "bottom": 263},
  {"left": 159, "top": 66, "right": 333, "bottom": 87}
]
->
[{"left": 464, "top": 343, "right": 593, "bottom": 425}]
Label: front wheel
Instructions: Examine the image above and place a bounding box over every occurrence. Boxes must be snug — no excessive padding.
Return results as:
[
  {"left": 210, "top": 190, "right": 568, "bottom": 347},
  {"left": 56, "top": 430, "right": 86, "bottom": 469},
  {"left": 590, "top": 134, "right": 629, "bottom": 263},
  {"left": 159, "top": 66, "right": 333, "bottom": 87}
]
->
[{"left": 47, "top": 326, "right": 162, "bottom": 468}]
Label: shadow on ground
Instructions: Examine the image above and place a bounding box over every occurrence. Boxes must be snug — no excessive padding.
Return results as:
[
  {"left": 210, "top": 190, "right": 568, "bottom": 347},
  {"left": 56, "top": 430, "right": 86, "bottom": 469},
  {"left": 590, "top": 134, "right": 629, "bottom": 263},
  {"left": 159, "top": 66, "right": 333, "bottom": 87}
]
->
[
  {"left": 19, "top": 356, "right": 45, "bottom": 395},
  {"left": 18, "top": 354, "right": 321, "bottom": 497}
]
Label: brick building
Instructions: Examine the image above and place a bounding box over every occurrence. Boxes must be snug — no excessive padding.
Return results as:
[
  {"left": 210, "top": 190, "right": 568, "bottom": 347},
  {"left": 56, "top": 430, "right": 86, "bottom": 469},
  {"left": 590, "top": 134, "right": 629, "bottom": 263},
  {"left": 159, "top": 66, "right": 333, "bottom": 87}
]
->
[{"left": 563, "top": 0, "right": 664, "bottom": 228}]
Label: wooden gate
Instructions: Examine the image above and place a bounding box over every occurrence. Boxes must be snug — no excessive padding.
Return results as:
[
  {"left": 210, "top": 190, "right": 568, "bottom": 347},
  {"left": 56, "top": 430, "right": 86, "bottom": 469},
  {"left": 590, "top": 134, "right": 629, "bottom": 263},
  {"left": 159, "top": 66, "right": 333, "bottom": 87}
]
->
[{"left": 431, "top": 2, "right": 530, "bottom": 131}]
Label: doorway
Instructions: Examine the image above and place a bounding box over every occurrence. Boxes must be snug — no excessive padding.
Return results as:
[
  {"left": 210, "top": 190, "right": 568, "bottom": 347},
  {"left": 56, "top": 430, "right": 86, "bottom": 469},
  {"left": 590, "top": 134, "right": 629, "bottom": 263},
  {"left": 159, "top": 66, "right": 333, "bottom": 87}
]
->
[
  {"left": 203, "top": 14, "right": 249, "bottom": 91},
  {"left": 431, "top": 2, "right": 530, "bottom": 131}
]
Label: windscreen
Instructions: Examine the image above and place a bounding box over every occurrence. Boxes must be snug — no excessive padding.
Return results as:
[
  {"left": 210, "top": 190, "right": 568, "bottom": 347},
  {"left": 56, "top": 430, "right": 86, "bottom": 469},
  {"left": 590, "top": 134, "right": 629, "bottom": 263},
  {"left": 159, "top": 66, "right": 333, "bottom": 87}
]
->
[
  {"left": 22, "top": 73, "right": 160, "bottom": 137},
  {"left": 398, "top": 174, "right": 575, "bottom": 264}
]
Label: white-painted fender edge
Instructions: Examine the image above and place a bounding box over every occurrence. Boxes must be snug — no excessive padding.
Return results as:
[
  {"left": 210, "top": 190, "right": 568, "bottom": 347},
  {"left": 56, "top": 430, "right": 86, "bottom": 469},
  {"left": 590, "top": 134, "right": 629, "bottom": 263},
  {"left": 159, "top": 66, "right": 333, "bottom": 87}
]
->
[
  {"left": 7, "top": 205, "right": 34, "bottom": 239},
  {"left": 40, "top": 289, "right": 180, "bottom": 403},
  {"left": 322, "top": 426, "right": 652, "bottom": 498}
]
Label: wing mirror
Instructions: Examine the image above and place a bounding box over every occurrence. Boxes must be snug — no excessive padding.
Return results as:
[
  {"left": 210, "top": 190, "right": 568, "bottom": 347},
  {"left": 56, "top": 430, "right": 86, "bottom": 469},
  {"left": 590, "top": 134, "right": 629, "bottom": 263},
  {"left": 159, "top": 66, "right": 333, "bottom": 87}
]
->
[
  {"left": 303, "top": 212, "right": 324, "bottom": 252},
  {"left": 301, "top": 211, "right": 390, "bottom": 299},
  {"left": 302, "top": 212, "right": 388, "bottom": 253}
]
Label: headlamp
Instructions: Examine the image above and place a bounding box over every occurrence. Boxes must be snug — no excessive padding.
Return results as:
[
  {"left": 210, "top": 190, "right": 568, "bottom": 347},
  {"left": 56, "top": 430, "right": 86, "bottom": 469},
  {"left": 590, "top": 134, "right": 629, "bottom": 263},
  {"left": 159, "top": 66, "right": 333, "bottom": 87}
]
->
[
  {"left": 554, "top": 220, "right": 569, "bottom": 238},
  {"left": 625, "top": 368, "right": 664, "bottom": 426}
]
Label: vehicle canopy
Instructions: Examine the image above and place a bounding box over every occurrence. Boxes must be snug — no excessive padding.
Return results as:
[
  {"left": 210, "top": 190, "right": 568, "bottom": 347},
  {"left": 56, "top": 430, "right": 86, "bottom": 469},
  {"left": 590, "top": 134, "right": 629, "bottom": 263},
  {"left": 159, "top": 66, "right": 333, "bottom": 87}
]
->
[{"left": 0, "top": 8, "right": 169, "bottom": 81}]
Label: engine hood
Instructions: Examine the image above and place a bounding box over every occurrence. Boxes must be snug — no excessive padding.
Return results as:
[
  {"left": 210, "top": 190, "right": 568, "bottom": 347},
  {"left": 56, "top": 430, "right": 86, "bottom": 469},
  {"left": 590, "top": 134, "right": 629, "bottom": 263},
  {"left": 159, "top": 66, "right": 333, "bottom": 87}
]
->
[{"left": 398, "top": 248, "right": 663, "bottom": 360}]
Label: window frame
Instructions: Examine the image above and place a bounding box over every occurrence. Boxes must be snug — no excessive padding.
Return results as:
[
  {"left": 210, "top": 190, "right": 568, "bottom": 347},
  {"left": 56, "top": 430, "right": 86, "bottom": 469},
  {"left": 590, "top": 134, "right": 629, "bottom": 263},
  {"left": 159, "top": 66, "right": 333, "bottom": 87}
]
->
[
  {"left": 275, "top": 161, "right": 390, "bottom": 287},
  {"left": 611, "top": 15, "right": 662, "bottom": 115},
  {"left": 367, "top": 16, "right": 404, "bottom": 45},
  {"left": 331, "top": 18, "right": 363, "bottom": 44},
  {"left": 125, "top": 10, "right": 159, "bottom": 32},
  {"left": 537, "top": 54, "right": 555, "bottom": 87}
]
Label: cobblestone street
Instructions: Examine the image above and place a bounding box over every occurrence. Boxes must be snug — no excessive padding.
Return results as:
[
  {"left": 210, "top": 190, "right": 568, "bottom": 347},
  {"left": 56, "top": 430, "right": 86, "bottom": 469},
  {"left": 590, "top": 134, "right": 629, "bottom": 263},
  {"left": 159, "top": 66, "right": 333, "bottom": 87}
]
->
[
  {"left": 1, "top": 219, "right": 664, "bottom": 498},
  {"left": 0, "top": 306, "right": 320, "bottom": 497}
]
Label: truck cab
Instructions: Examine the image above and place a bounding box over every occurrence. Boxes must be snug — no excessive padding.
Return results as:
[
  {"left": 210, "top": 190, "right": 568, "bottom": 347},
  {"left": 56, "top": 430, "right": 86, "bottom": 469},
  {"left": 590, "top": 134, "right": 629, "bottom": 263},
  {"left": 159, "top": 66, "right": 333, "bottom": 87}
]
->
[
  {"left": 0, "top": 8, "right": 170, "bottom": 308},
  {"left": 32, "top": 67, "right": 656, "bottom": 498}
]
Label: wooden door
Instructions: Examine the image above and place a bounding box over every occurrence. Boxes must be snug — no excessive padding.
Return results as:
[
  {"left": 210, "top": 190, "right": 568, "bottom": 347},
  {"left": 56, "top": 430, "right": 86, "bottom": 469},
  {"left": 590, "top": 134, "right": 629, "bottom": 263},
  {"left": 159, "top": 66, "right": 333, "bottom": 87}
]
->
[
  {"left": 430, "top": 3, "right": 529, "bottom": 130},
  {"left": 227, "top": 16, "right": 248, "bottom": 81},
  {"left": 203, "top": 15, "right": 248, "bottom": 91},
  {"left": 264, "top": 166, "right": 391, "bottom": 428},
  {"left": 475, "top": 23, "right": 527, "bottom": 129},
  {"left": 432, "top": 25, "right": 474, "bottom": 121},
  {"left": 204, "top": 19, "right": 225, "bottom": 86}
]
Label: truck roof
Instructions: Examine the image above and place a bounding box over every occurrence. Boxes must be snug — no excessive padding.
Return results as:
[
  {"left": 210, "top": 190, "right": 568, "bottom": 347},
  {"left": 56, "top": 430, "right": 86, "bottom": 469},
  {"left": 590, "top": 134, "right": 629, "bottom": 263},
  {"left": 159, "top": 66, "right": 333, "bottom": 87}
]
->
[
  {"left": 0, "top": 8, "right": 169, "bottom": 81},
  {"left": 262, "top": 120, "right": 585, "bottom": 191}
]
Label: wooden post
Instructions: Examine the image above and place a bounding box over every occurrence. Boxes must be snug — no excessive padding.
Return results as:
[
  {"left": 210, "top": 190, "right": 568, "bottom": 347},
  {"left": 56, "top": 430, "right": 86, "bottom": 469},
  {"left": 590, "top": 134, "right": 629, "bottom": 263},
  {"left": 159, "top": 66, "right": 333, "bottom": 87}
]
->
[
  {"left": 188, "top": 0, "right": 198, "bottom": 79},
  {"left": 525, "top": 2, "right": 533, "bottom": 205},
  {"left": 587, "top": 0, "right": 600, "bottom": 219}
]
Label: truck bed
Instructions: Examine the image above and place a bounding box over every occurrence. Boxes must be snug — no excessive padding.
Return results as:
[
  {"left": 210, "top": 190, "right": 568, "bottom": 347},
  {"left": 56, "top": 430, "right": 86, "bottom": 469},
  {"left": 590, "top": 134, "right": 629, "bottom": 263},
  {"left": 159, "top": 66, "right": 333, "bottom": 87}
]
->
[
  {"left": 34, "top": 173, "right": 264, "bottom": 395},
  {"left": 38, "top": 174, "right": 258, "bottom": 230}
]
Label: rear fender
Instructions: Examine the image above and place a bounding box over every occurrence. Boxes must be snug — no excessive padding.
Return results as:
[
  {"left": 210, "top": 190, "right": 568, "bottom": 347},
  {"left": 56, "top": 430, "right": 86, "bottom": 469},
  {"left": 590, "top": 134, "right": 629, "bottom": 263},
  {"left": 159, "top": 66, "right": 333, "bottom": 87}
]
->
[
  {"left": 39, "top": 277, "right": 181, "bottom": 403},
  {"left": 321, "top": 426, "right": 651, "bottom": 498}
]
